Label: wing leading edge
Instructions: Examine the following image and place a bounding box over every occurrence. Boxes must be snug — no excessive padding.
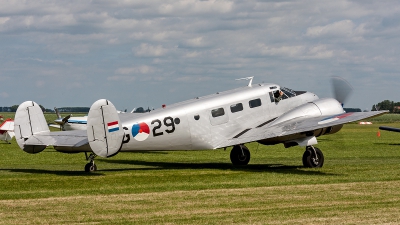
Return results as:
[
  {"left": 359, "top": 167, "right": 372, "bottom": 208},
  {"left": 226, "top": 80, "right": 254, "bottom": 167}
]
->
[{"left": 216, "top": 111, "right": 388, "bottom": 148}]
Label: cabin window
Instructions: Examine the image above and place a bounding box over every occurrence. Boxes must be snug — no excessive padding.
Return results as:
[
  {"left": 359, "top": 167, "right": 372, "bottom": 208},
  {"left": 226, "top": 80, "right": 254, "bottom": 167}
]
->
[
  {"left": 230, "top": 103, "right": 243, "bottom": 113},
  {"left": 211, "top": 108, "right": 225, "bottom": 117},
  {"left": 249, "top": 98, "right": 262, "bottom": 108},
  {"left": 194, "top": 115, "right": 200, "bottom": 120}
]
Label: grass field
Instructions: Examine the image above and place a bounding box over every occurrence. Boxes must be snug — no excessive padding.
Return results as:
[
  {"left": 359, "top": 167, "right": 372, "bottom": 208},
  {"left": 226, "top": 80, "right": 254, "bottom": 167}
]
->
[{"left": 1, "top": 115, "right": 400, "bottom": 224}]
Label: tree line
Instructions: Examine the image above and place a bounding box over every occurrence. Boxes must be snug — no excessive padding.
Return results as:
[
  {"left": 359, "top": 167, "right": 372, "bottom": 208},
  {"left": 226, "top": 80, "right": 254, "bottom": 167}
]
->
[{"left": 371, "top": 100, "right": 400, "bottom": 113}]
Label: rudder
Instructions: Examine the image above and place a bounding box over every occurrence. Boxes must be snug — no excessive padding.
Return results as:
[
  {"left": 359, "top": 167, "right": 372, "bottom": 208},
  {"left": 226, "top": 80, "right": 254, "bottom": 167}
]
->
[
  {"left": 87, "top": 99, "right": 124, "bottom": 158},
  {"left": 14, "top": 101, "right": 49, "bottom": 153}
]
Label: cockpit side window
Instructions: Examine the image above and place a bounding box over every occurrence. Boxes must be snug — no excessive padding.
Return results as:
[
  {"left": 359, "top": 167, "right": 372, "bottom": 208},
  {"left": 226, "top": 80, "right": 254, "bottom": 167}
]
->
[{"left": 269, "top": 92, "right": 275, "bottom": 102}]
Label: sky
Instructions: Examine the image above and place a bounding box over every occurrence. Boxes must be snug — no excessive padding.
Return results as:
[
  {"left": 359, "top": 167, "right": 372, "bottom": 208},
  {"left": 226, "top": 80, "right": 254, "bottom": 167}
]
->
[{"left": 1, "top": 0, "right": 400, "bottom": 111}]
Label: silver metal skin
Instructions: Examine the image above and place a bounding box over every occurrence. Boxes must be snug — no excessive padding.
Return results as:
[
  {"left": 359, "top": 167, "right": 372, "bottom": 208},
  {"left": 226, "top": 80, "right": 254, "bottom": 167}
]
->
[
  {"left": 13, "top": 82, "right": 387, "bottom": 171},
  {"left": 117, "top": 83, "right": 318, "bottom": 151}
]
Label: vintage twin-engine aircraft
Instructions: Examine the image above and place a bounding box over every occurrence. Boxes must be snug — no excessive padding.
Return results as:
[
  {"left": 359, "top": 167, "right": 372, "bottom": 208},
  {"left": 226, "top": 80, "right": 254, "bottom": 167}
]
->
[
  {"left": 14, "top": 77, "right": 386, "bottom": 172},
  {"left": 0, "top": 118, "right": 15, "bottom": 144}
]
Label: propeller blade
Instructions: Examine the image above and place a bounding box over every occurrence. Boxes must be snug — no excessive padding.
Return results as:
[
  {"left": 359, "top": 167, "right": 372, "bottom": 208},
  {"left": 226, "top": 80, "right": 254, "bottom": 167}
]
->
[
  {"left": 54, "top": 107, "right": 62, "bottom": 119},
  {"left": 331, "top": 76, "right": 353, "bottom": 106},
  {"left": 62, "top": 114, "right": 71, "bottom": 124}
]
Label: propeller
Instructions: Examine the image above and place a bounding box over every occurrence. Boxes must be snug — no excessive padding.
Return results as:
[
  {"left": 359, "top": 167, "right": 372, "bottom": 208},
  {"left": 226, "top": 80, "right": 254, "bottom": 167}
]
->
[
  {"left": 53, "top": 107, "right": 71, "bottom": 131},
  {"left": 331, "top": 76, "right": 353, "bottom": 106},
  {"left": 61, "top": 114, "right": 71, "bottom": 124}
]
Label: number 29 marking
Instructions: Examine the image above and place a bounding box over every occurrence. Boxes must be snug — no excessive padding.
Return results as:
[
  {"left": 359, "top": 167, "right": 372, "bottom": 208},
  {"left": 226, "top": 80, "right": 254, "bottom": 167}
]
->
[{"left": 151, "top": 116, "right": 176, "bottom": 137}]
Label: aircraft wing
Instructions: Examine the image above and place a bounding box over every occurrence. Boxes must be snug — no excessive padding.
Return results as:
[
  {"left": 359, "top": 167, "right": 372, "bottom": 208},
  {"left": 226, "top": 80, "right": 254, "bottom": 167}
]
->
[
  {"left": 216, "top": 111, "right": 388, "bottom": 148},
  {"left": 24, "top": 130, "right": 88, "bottom": 147},
  {"left": 379, "top": 126, "right": 400, "bottom": 133}
]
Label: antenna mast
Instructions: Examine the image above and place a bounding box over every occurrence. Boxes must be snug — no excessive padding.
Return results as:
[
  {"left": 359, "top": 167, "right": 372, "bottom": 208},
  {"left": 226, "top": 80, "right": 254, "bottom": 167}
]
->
[{"left": 235, "top": 76, "right": 254, "bottom": 87}]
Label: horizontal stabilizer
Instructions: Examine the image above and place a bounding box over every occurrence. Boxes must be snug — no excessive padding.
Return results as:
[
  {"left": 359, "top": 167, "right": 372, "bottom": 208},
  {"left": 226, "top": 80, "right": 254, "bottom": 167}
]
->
[{"left": 24, "top": 130, "right": 88, "bottom": 147}]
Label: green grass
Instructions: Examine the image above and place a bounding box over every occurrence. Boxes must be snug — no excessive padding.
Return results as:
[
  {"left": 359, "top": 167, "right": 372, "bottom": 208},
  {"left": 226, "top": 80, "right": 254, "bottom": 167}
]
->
[
  {"left": 369, "top": 113, "right": 400, "bottom": 123},
  {"left": 1, "top": 120, "right": 400, "bottom": 223}
]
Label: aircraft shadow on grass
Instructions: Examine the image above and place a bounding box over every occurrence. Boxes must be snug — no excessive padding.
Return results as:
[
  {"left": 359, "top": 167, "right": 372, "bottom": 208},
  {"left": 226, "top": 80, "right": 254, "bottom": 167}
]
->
[
  {"left": 98, "top": 159, "right": 338, "bottom": 176},
  {"left": 0, "top": 168, "right": 105, "bottom": 176},
  {"left": 1, "top": 160, "right": 337, "bottom": 176},
  {"left": 374, "top": 142, "right": 400, "bottom": 146}
]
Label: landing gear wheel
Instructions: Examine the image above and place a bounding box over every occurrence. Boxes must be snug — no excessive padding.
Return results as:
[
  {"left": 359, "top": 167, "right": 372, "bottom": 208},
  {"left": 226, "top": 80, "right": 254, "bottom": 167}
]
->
[
  {"left": 84, "top": 162, "right": 97, "bottom": 172},
  {"left": 230, "top": 145, "right": 250, "bottom": 166},
  {"left": 302, "top": 146, "right": 324, "bottom": 168}
]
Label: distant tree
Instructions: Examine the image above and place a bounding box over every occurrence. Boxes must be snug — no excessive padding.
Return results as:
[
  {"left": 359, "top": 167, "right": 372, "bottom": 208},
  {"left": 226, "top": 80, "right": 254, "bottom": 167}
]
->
[
  {"left": 372, "top": 100, "right": 400, "bottom": 113},
  {"left": 10, "top": 105, "right": 19, "bottom": 112}
]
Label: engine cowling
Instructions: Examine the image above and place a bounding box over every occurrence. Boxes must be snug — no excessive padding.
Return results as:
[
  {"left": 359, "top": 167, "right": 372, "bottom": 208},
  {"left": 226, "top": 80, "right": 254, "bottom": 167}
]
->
[
  {"left": 258, "top": 98, "right": 345, "bottom": 147},
  {"left": 271, "top": 98, "right": 345, "bottom": 125}
]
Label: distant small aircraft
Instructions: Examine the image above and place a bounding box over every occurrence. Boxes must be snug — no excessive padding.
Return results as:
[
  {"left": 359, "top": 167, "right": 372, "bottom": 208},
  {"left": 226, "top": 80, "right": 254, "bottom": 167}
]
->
[
  {"left": 51, "top": 107, "right": 151, "bottom": 131},
  {"left": 0, "top": 118, "right": 15, "bottom": 144},
  {"left": 14, "top": 77, "right": 387, "bottom": 172}
]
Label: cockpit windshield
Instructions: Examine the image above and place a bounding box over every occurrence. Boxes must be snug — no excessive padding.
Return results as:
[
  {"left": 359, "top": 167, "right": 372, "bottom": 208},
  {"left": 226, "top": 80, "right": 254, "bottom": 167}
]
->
[{"left": 281, "top": 87, "right": 297, "bottom": 99}]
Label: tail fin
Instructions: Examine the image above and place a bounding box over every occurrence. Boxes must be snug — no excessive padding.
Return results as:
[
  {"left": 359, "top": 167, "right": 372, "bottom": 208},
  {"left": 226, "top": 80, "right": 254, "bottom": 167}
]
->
[
  {"left": 87, "top": 99, "right": 124, "bottom": 158},
  {"left": 14, "top": 101, "right": 50, "bottom": 153}
]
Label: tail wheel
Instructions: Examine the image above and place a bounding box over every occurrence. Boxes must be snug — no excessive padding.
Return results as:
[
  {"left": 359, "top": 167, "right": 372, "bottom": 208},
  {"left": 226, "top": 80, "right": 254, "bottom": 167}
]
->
[
  {"left": 230, "top": 145, "right": 250, "bottom": 166},
  {"left": 302, "top": 146, "right": 324, "bottom": 168}
]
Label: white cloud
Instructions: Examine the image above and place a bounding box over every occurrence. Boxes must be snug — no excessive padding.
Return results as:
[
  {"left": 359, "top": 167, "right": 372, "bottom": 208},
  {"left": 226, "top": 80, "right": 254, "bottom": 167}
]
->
[
  {"left": 158, "top": 0, "right": 233, "bottom": 16},
  {"left": 134, "top": 43, "right": 168, "bottom": 57},
  {"left": 115, "top": 65, "right": 155, "bottom": 74},
  {"left": 306, "top": 20, "right": 356, "bottom": 38},
  {"left": 257, "top": 44, "right": 306, "bottom": 58},
  {"left": 0, "top": 17, "right": 10, "bottom": 24},
  {"left": 184, "top": 37, "right": 207, "bottom": 48},
  {"left": 107, "top": 75, "right": 136, "bottom": 82},
  {"left": 307, "top": 45, "right": 334, "bottom": 59}
]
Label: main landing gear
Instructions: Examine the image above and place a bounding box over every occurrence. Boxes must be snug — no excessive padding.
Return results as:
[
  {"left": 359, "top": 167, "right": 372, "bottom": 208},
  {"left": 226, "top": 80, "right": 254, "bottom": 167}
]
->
[
  {"left": 230, "top": 145, "right": 251, "bottom": 166},
  {"left": 302, "top": 146, "right": 324, "bottom": 168},
  {"left": 84, "top": 152, "right": 98, "bottom": 172},
  {"left": 230, "top": 144, "right": 325, "bottom": 168}
]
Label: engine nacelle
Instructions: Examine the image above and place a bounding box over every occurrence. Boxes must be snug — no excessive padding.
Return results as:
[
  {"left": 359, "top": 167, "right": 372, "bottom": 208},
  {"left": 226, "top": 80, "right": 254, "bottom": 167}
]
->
[
  {"left": 259, "top": 98, "right": 345, "bottom": 147},
  {"left": 271, "top": 98, "right": 345, "bottom": 126}
]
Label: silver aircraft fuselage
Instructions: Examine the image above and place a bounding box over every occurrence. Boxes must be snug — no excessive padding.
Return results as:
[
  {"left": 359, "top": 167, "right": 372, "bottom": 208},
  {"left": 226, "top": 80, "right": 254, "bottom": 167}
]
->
[{"left": 112, "top": 83, "right": 318, "bottom": 152}]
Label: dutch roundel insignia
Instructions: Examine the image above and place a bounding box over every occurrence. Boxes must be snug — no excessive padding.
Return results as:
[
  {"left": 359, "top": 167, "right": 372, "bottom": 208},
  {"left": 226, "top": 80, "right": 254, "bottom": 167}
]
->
[{"left": 131, "top": 122, "right": 150, "bottom": 141}]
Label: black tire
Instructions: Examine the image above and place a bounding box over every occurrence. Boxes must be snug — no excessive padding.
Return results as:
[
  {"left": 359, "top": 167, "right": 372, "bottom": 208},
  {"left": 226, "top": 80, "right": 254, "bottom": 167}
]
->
[
  {"left": 302, "top": 147, "right": 324, "bottom": 168},
  {"left": 230, "top": 145, "right": 250, "bottom": 166},
  {"left": 84, "top": 163, "right": 97, "bottom": 172}
]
